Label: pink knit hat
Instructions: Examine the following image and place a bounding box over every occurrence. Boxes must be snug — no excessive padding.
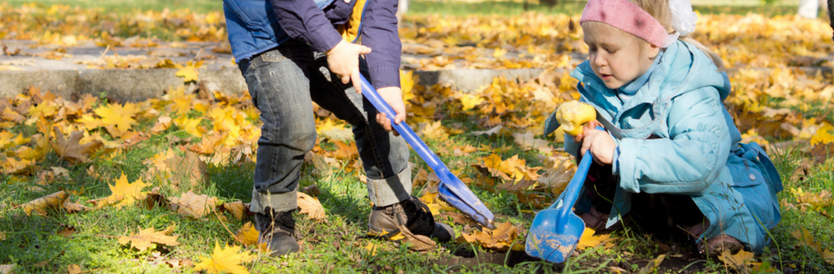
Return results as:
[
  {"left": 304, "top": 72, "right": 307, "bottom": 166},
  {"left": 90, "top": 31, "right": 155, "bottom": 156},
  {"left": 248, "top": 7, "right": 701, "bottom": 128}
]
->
[{"left": 579, "top": 0, "right": 669, "bottom": 47}]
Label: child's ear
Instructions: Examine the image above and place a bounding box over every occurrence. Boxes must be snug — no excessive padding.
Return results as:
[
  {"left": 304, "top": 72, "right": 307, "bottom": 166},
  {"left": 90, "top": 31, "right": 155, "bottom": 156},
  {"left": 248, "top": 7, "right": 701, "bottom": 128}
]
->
[{"left": 649, "top": 43, "right": 661, "bottom": 59}]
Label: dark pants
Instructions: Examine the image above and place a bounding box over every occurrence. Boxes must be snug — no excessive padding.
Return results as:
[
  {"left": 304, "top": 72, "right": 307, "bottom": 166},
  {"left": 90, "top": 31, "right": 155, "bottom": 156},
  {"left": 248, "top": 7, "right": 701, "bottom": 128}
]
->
[
  {"left": 238, "top": 40, "right": 412, "bottom": 214},
  {"left": 582, "top": 157, "right": 705, "bottom": 238}
]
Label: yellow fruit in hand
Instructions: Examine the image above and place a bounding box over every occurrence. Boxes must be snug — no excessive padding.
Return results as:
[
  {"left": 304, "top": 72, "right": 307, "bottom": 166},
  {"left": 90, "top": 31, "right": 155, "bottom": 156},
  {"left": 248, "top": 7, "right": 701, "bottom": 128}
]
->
[{"left": 556, "top": 101, "right": 596, "bottom": 136}]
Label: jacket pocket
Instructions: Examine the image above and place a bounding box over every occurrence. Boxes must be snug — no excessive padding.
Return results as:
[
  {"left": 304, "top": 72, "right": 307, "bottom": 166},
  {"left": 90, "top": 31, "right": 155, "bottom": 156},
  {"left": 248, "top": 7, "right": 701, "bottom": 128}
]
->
[{"left": 726, "top": 146, "right": 781, "bottom": 230}]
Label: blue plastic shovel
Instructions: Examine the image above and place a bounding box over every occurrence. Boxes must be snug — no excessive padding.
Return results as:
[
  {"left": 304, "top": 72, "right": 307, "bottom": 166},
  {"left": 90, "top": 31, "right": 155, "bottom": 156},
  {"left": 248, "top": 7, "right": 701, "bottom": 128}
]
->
[
  {"left": 358, "top": 75, "right": 496, "bottom": 229},
  {"left": 524, "top": 128, "right": 600, "bottom": 263}
]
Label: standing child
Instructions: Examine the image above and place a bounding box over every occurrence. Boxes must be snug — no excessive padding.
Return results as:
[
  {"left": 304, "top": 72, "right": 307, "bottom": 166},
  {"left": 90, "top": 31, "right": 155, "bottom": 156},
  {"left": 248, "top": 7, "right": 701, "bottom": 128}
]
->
[
  {"left": 223, "top": 0, "right": 454, "bottom": 256},
  {"left": 544, "top": 0, "right": 783, "bottom": 255}
]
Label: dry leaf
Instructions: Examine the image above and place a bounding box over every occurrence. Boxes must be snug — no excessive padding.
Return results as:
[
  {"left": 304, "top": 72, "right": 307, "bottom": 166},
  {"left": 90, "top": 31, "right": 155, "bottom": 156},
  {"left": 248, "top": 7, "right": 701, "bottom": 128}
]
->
[
  {"left": 0, "top": 265, "right": 14, "bottom": 274},
  {"left": 118, "top": 225, "right": 179, "bottom": 251},
  {"left": 397, "top": 224, "right": 437, "bottom": 252},
  {"left": 67, "top": 264, "right": 81, "bottom": 274},
  {"left": 235, "top": 222, "right": 259, "bottom": 246},
  {"left": 297, "top": 192, "right": 326, "bottom": 220},
  {"left": 456, "top": 222, "right": 519, "bottom": 251},
  {"left": 193, "top": 241, "right": 254, "bottom": 274},
  {"left": 51, "top": 127, "right": 102, "bottom": 163},
  {"left": 220, "top": 201, "right": 248, "bottom": 220},
  {"left": 823, "top": 249, "right": 834, "bottom": 265},
  {"left": 638, "top": 254, "right": 666, "bottom": 274},
  {"left": 62, "top": 200, "right": 89, "bottom": 214},
  {"left": 57, "top": 224, "right": 77, "bottom": 238},
  {"left": 576, "top": 227, "right": 614, "bottom": 250},
  {"left": 168, "top": 191, "right": 218, "bottom": 218},
  {"left": 718, "top": 249, "right": 756, "bottom": 268},
  {"left": 96, "top": 173, "right": 149, "bottom": 209},
  {"left": 791, "top": 226, "right": 822, "bottom": 253},
  {"left": 21, "top": 190, "right": 68, "bottom": 216}
]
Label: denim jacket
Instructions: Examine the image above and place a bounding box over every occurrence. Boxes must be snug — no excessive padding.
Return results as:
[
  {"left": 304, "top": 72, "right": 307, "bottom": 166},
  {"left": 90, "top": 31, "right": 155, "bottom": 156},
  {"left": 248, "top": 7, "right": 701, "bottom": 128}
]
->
[
  {"left": 223, "top": 0, "right": 402, "bottom": 88},
  {"left": 560, "top": 41, "right": 783, "bottom": 251}
]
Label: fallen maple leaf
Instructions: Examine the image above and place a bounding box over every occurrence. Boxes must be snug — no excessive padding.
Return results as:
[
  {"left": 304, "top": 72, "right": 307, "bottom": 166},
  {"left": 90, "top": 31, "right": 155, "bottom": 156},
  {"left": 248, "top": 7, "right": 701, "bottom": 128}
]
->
[
  {"left": 118, "top": 225, "right": 179, "bottom": 251},
  {"left": 235, "top": 222, "right": 259, "bottom": 246},
  {"left": 297, "top": 192, "right": 326, "bottom": 220},
  {"left": 576, "top": 227, "right": 614, "bottom": 250},
  {"left": 194, "top": 241, "right": 254, "bottom": 274},
  {"left": 96, "top": 173, "right": 149, "bottom": 209},
  {"left": 51, "top": 127, "right": 102, "bottom": 163},
  {"left": 67, "top": 264, "right": 81, "bottom": 274},
  {"left": 168, "top": 191, "right": 218, "bottom": 218},
  {"left": 20, "top": 190, "right": 68, "bottom": 216},
  {"left": 175, "top": 61, "right": 202, "bottom": 82},
  {"left": 718, "top": 249, "right": 756, "bottom": 269},
  {"left": 93, "top": 102, "right": 141, "bottom": 133},
  {"left": 823, "top": 249, "right": 834, "bottom": 265},
  {"left": 456, "top": 222, "right": 520, "bottom": 251},
  {"left": 791, "top": 227, "right": 822, "bottom": 253}
]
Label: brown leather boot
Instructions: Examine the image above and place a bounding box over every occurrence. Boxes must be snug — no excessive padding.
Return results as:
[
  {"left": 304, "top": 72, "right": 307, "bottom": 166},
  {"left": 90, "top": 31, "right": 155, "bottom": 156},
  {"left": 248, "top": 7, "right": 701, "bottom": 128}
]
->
[
  {"left": 254, "top": 209, "right": 299, "bottom": 256},
  {"left": 367, "top": 196, "right": 454, "bottom": 242}
]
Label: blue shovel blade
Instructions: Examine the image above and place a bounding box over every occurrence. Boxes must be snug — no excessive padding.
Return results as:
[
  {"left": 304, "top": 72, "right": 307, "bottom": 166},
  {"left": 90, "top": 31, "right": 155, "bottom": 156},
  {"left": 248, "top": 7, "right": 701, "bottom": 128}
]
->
[
  {"left": 525, "top": 206, "right": 586, "bottom": 263},
  {"left": 437, "top": 174, "right": 495, "bottom": 229}
]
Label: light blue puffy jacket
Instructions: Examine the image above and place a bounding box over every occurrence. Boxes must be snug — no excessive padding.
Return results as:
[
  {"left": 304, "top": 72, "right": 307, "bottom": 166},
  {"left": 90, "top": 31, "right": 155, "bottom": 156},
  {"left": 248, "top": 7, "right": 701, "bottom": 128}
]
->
[{"left": 563, "top": 40, "right": 783, "bottom": 251}]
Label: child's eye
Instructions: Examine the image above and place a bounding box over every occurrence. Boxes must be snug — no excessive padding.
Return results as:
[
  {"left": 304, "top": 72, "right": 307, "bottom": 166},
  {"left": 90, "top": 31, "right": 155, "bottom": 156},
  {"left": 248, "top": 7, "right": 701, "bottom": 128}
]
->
[{"left": 604, "top": 47, "right": 617, "bottom": 53}]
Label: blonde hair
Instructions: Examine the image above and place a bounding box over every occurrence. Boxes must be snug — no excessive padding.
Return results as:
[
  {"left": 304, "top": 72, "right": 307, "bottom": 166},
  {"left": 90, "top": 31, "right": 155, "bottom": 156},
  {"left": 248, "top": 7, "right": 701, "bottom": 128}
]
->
[{"left": 583, "top": 0, "right": 725, "bottom": 71}]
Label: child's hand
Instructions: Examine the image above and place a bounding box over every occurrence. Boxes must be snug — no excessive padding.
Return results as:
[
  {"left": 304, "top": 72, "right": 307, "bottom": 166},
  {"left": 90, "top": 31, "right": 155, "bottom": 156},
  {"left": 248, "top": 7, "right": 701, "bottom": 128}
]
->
[
  {"left": 577, "top": 121, "right": 616, "bottom": 165},
  {"left": 374, "top": 87, "right": 406, "bottom": 135},
  {"left": 326, "top": 39, "right": 372, "bottom": 94}
]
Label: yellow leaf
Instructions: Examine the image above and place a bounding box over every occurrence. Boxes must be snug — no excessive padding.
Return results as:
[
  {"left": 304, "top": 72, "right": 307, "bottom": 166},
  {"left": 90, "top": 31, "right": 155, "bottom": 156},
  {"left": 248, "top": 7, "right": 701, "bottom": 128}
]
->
[
  {"left": 365, "top": 242, "right": 380, "bottom": 256},
  {"left": 823, "top": 249, "right": 834, "bottom": 265},
  {"left": 810, "top": 123, "right": 834, "bottom": 145},
  {"left": 194, "top": 241, "right": 254, "bottom": 274},
  {"left": 97, "top": 173, "right": 149, "bottom": 209},
  {"left": 297, "top": 192, "right": 326, "bottom": 220},
  {"left": 455, "top": 222, "right": 519, "bottom": 251},
  {"left": 50, "top": 128, "right": 102, "bottom": 163},
  {"left": 20, "top": 191, "right": 68, "bottom": 216},
  {"left": 459, "top": 94, "right": 485, "bottom": 111},
  {"left": 235, "top": 222, "right": 259, "bottom": 246},
  {"left": 718, "top": 249, "right": 755, "bottom": 268},
  {"left": 791, "top": 227, "right": 822, "bottom": 253},
  {"left": 221, "top": 201, "right": 248, "bottom": 220},
  {"left": 67, "top": 264, "right": 81, "bottom": 274},
  {"left": 420, "top": 121, "right": 449, "bottom": 141},
  {"left": 317, "top": 119, "right": 353, "bottom": 142},
  {"left": 168, "top": 191, "right": 219, "bottom": 218},
  {"left": 576, "top": 227, "right": 614, "bottom": 250},
  {"left": 175, "top": 61, "right": 202, "bottom": 82},
  {"left": 93, "top": 102, "right": 140, "bottom": 133},
  {"left": 493, "top": 48, "right": 507, "bottom": 58},
  {"left": 117, "top": 225, "right": 180, "bottom": 251}
]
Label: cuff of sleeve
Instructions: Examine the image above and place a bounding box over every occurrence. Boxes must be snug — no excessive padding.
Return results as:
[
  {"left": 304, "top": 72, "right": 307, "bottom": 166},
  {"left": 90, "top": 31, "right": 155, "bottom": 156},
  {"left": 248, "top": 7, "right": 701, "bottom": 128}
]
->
[
  {"left": 611, "top": 146, "right": 620, "bottom": 175},
  {"left": 309, "top": 27, "right": 343, "bottom": 53},
  {"left": 369, "top": 65, "right": 401, "bottom": 89},
  {"left": 617, "top": 138, "right": 644, "bottom": 193}
]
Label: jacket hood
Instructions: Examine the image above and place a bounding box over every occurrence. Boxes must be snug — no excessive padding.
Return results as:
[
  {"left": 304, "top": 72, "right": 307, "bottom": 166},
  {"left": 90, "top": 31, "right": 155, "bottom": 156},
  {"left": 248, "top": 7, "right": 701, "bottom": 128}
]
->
[{"left": 571, "top": 40, "right": 731, "bottom": 117}]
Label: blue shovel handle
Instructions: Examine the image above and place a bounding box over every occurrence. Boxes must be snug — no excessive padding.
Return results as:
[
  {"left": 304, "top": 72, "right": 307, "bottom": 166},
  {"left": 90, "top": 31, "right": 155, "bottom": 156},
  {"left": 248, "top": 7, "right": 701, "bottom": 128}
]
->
[
  {"left": 551, "top": 126, "right": 604, "bottom": 218},
  {"left": 358, "top": 75, "right": 495, "bottom": 228}
]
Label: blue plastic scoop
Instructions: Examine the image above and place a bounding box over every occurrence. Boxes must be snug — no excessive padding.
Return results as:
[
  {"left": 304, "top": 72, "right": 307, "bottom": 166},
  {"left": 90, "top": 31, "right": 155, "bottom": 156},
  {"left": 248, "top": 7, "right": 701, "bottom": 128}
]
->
[
  {"left": 358, "top": 75, "right": 496, "bottom": 229},
  {"left": 525, "top": 128, "right": 599, "bottom": 263}
]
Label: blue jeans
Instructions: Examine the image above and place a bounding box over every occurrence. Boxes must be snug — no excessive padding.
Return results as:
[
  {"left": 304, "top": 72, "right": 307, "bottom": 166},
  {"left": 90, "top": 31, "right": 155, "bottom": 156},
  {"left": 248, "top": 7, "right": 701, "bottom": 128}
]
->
[{"left": 238, "top": 40, "right": 412, "bottom": 214}]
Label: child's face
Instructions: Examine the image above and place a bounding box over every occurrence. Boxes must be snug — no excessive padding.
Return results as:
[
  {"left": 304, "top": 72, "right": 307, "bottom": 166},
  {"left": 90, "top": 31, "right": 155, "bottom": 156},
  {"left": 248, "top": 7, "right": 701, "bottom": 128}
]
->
[{"left": 581, "top": 22, "right": 660, "bottom": 90}]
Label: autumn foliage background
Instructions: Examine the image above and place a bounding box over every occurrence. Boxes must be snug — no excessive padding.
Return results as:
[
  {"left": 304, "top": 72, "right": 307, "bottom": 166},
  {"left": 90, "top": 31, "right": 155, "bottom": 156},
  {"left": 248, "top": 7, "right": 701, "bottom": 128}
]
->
[{"left": 1, "top": 1, "right": 834, "bottom": 273}]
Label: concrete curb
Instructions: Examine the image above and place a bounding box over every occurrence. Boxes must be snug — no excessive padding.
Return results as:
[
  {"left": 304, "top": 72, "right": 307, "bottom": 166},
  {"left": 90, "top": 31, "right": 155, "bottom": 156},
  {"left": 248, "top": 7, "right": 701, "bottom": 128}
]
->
[{"left": 0, "top": 66, "right": 830, "bottom": 102}]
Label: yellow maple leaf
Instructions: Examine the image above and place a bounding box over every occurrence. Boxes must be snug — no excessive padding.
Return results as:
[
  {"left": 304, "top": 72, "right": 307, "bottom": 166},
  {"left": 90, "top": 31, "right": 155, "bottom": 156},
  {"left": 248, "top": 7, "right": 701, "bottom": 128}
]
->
[
  {"left": 810, "top": 123, "right": 834, "bottom": 145},
  {"left": 823, "top": 249, "right": 834, "bottom": 265},
  {"left": 420, "top": 121, "right": 449, "bottom": 141},
  {"left": 317, "top": 119, "right": 353, "bottom": 142},
  {"left": 117, "top": 225, "right": 179, "bottom": 251},
  {"left": 791, "top": 227, "right": 822, "bottom": 253},
  {"left": 459, "top": 94, "right": 485, "bottom": 111},
  {"left": 175, "top": 61, "right": 202, "bottom": 82},
  {"left": 175, "top": 116, "right": 204, "bottom": 137},
  {"left": 194, "top": 241, "right": 254, "bottom": 274},
  {"left": 455, "top": 222, "right": 519, "bottom": 251},
  {"left": 297, "top": 192, "right": 326, "bottom": 220},
  {"left": 235, "top": 222, "right": 259, "bottom": 246},
  {"left": 718, "top": 249, "right": 756, "bottom": 268},
  {"left": 97, "top": 173, "right": 149, "bottom": 209},
  {"left": 400, "top": 70, "right": 417, "bottom": 102},
  {"left": 93, "top": 102, "right": 141, "bottom": 133},
  {"left": 576, "top": 227, "right": 614, "bottom": 250}
]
